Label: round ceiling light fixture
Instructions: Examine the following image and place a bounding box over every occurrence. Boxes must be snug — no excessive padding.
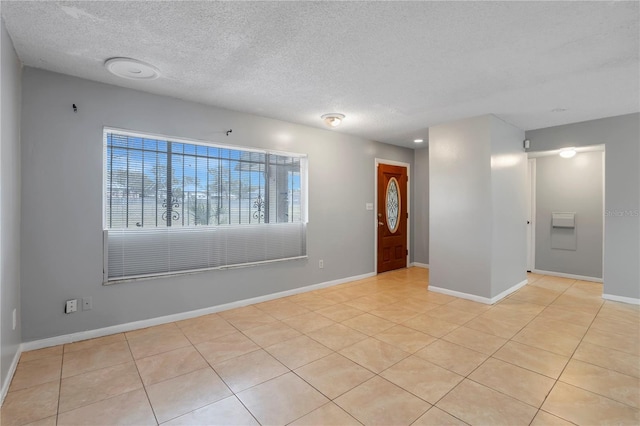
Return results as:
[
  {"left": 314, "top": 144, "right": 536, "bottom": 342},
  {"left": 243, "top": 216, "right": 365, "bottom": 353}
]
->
[
  {"left": 321, "top": 113, "right": 345, "bottom": 128},
  {"left": 414, "top": 139, "right": 424, "bottom": 143},
  {"left": 559, "top": 147, "right": 577, "bottom": 158},
  {"left": 105, "top": 57, "right": 160, "bottom": 80}
]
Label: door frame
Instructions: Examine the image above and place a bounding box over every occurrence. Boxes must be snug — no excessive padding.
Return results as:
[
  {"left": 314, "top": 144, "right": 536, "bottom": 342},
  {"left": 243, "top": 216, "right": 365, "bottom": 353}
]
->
[
  {"left": 526, "top": 158, "right": 536, "bottom": 272},
  {"left": 527, "top": 145, "right": 605, "bottom": 278},
  {"left": 374, "top": 158, "right": 411, "bottom": 273}
]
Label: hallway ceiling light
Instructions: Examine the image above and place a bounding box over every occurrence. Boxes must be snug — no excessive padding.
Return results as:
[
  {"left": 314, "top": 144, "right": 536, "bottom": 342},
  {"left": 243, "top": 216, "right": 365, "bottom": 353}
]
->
[
  {"left": 105, "top": 57, "right": 160, "bottom": 80},
  {"left": 414, "top": 139, "right": 424, "bottom": 143},
  {"left": 559, "top": 147, "right": 577, "bottom": 158},
  {"left": 321, "top": 113, "right": 345, "bottom": 128}
]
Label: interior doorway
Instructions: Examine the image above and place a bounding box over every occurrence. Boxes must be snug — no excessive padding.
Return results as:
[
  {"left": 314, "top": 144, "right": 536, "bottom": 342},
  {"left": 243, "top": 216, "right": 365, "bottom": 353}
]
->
[
  {"left": 526, "top": 146, "right": 605, "bottom": 280},
  {"left": 376, "top": 161, "right": 409, "bottom": 273}
]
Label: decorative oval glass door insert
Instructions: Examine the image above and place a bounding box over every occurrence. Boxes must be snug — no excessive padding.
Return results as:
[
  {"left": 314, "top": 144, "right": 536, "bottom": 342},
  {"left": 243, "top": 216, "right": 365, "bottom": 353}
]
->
[{"left": 386, "top": 177, "right": 400, "bottom": 233}]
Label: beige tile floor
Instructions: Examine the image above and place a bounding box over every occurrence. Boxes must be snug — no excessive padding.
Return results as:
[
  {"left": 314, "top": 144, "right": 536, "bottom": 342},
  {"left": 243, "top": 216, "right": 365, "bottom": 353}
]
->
[{"left": 2, "top": 268, "right": 639, "bottom": 425}]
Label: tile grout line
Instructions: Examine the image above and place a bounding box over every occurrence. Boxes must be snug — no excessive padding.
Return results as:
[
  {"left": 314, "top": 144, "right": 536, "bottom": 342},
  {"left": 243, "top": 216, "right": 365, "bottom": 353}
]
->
[
  {"left": 521, "top": 278, "right": 580, "bottom": 426},
  {"left": 127, "top": 338, "right": 159, "bottom": 425},
  {"left": 278, "top": 293, "right": 434, "bottom": 424},
  {"left": 141, "top": 324, "right": 242, "bottom": 425},
  {"left": 187, "top": 324, "right": 264, "bottom": 426},
  {"left": 547, "top": 304, "right": 640, "bottom": 410},
  {"left": 526, "top": 280, "right": 607, "bottom": 425},
  {"left": 56, "top": 349, "right": 63, "bottom": 426},
  {"left": 294, "top": 315, "right": 453, "bottom": 423},
  {"left": 180, "top": 274, "right": 616, "bottom": 424},
  {"left": 13, "top": 271, "right": 635, "bottom": 426},
  {"left": 301, "top": 278, "right": 512, "bottom": 424},
  {"left": 416, "top": 277, "right": 576, "bottom": 425}
]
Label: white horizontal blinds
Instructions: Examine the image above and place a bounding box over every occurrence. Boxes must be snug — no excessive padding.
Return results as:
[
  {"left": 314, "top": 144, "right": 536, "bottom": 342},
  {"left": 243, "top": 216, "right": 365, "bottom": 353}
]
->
[
  {"left": 106, "top": 224, "right": 307, "bottom": 279},
  {"left": 104, "top": 129, "right": 307, "bottom": 281}
]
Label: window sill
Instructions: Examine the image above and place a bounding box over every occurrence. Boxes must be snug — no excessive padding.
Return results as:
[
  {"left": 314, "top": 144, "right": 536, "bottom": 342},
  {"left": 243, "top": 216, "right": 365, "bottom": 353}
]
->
[{"left": 103, "top": 255, "right": 308, "bottom": 285}]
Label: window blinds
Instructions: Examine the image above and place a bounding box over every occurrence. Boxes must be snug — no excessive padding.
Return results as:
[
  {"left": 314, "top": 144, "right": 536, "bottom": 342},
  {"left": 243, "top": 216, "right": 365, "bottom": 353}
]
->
[{"left": 105, "top": 223, "right": 307, "bottom": 281}]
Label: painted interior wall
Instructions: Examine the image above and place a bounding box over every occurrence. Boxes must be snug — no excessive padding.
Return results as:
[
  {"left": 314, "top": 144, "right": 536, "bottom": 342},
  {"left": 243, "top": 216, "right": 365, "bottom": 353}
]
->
[
  {"left": 489, "top": 117, "right": 527, "bottom": 296},
  {"left": 20, "top": 67, "right": 415, "bottom": 342},
  {"left": 0, "top": 19, "right": 22, "bottom": 387},
  {"left": 413, "top": 147, "right": 429, "bottom": 265},
  {"left": 534, "top": 151, "right": 604, "bottom": 279},
  {"left": 429, "top": 116, "right": 493, "bottom": 297},
  {"left": 429, "top": 115, "right": 526, "bottom": 300},
  {"left": 526, "top": 114, "right": 640, "bottom": 300}
]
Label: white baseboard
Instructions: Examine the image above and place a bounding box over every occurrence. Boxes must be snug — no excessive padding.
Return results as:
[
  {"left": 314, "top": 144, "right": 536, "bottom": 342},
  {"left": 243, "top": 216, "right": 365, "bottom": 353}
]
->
[
  {"left": 602, "top": 293, "right": 640, "bottom": 305},
  {"left": 410, "top": 262, "right": 429, "bottom": 269},
  {"left": 428, "top": 285, "right": 493, "bottom": 304},
  {"left": 429, "top": 279, "right": 528, "bottom": 305},
  {"left": 21, "top": 272, "right": 376, "bottom": 352},
  {"left": 1, "top": 345, "right": 22, "bottom": 406},
  {"left": 490, "top": 279, "right": 529, "bottom": 303},
  {"left": 532, "top": 269, "right": 603, "bottom": 283}
]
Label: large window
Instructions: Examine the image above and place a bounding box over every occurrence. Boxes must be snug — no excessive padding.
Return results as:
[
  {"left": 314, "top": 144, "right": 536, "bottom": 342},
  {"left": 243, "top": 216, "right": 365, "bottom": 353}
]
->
[{"left": 103, "top": 128, "right": 307, "bottom": 282}]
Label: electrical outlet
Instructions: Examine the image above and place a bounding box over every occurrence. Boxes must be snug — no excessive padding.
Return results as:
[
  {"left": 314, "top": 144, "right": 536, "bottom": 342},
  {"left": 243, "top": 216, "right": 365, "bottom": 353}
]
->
[
  {"left": 65, "top": 299, "right": 77, "bottom": 314},
  {"left": 12, "top": 309, "right": 16, "bottom": 330},
  {"left": 319, "top": 259, "right": 324, "bottom": 269},
  {"left": 82, "top": 297, "right": 93, "bottom": 311}
]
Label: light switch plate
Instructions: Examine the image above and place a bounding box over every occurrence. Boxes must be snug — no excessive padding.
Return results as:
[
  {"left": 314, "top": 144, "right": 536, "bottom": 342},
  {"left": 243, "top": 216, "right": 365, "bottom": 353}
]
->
[{"left": 82, "top": 297, "right": 93, "bottom": 311}]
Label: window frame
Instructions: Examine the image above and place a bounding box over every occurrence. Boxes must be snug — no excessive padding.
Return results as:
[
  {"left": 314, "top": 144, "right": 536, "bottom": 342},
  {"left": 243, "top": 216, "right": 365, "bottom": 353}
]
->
[{"left": 102, "top": 127, "right": 308, "bottom": 283}]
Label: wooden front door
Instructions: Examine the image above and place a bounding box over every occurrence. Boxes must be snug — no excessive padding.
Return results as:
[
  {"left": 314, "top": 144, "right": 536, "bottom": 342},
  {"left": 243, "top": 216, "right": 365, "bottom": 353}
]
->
[{"left": 377, "top": 163, "right": 408, "bottom": 273}]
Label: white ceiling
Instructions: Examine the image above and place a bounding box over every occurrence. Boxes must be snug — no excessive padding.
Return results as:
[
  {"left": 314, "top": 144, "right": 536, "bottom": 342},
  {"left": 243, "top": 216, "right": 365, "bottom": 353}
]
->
[{"left": 2, "top": 1, "right": 638, "bottom": 148}]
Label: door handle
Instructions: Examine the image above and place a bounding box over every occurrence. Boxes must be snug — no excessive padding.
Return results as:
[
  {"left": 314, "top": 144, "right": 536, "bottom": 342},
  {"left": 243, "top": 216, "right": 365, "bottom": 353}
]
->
[{"left": 378, "top": 221, "right": 384, "bottom": 226}]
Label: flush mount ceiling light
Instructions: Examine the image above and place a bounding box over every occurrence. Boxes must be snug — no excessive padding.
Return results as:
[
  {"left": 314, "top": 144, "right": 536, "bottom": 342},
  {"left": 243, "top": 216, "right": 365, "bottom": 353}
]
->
[
  {"left": 321, "top": 113, "right": 345, "bottom": 128},
  {"left": 414, "top": 139, "right": 424, "bottom": 143},
  {"left": 559, "top": 147, "right": 577, "bottom": 158},
  {"left": 105, "top": 57, "right": 160, "bottom": 80}
]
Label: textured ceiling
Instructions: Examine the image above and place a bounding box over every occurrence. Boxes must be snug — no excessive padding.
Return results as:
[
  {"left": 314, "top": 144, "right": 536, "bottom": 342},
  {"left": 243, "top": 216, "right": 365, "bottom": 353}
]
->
[{"left": 2, "top": 1, "right": 639, "bottom": 148}]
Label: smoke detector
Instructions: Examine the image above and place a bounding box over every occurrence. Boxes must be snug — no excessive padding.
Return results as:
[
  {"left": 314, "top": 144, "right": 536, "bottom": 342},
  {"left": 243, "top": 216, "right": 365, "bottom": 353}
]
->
[{"left": 105, "top": 58, "right": 160, "bottom": 80}]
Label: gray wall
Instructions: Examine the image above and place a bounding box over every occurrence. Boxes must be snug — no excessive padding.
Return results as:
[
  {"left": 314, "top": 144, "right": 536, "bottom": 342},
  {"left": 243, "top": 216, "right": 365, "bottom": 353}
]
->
[
  {"left": 489, "top": 117, "right": 527, "bottom": 295},
  {"left": 20, "top": 68, "right": 415, "bottom": 341},
  {"left": 430, "top": 115, "right": 526, "bottom": 300},
  {"left": 430, "top": 116, "right": 493, "bottom": 297},
  {"left": 526, "top": 114, "right": 639, "bottom": 299},
  {"left": 413, "top": 147, "right": 429, "bottom": 265},
  {"left": 1, "top": 19, "right": 22, "bottom": 386},
  {"left": 534, "top": 151, "right": 604, "bottom": 278}
]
